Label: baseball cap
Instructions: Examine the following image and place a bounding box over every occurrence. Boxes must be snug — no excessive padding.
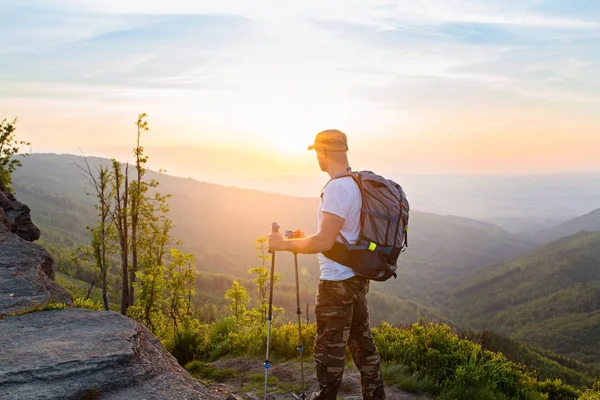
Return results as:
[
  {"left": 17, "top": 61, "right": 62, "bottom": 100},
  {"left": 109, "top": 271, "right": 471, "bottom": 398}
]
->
[{"left": 307, "top": 129, "right": 349, "bottom": 152}]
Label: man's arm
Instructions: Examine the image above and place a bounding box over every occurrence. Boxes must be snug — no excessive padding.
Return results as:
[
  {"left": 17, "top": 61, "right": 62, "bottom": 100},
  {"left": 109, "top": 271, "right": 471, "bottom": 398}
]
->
[{"left": 268, "top": 211, "right": 344, "bottom": 254}]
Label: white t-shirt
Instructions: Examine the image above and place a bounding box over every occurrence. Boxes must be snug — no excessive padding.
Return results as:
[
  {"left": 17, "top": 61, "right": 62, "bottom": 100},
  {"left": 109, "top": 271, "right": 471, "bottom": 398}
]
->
[{"left": 317, "top": 176, "right": 361, "bottom": 281}]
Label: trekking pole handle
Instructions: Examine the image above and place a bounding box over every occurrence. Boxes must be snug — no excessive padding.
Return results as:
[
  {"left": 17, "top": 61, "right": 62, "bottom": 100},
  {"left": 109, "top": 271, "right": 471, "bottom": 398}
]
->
[
  {"left": 271, "top": 222, "right": 280, "bottom": 234},
  {"left": 285, "top": 230, "right": 299, "bottom": 255}
]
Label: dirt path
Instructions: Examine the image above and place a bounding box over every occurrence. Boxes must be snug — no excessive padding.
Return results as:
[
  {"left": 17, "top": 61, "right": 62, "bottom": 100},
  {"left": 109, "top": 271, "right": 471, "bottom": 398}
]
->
[{"left": 204, "top": 357, "right": 428, "bottom": 400}]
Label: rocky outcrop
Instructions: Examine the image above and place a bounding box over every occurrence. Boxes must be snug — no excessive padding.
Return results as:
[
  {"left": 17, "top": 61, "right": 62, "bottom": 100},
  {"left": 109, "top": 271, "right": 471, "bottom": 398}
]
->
[
  {"left": 0, "top": 308, "right": 220, "bottom": 400},
  {"left": 0, "top": 181, "right": 71, "bottom": 317},
  {"left": 0, "top": 232, "right": 72, "bottom": 316},
  {"left": 0, "top": 180, "right": 41, "bottom": 241},
  {"left": 0, "top": 184, "right": 220, "bottom": 399}
]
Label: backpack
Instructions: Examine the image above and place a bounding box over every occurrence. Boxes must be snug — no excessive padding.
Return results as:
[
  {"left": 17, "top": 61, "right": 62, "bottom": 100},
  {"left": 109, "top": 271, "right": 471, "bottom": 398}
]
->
[{"left": 321, "top": 170, "right": 410, "bottom": 281}]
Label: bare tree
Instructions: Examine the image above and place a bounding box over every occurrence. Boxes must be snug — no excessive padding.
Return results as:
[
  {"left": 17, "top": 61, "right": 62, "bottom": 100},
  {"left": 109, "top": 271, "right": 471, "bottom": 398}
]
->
[{"left": 76, "top": 156, "right": 114, "bottom": 311}]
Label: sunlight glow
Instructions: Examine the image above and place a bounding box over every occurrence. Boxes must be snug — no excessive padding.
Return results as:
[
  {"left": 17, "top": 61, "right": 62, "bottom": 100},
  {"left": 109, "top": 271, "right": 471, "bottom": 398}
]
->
[{"left": 2, "top": 0, "right": 599, "bottom": 176}]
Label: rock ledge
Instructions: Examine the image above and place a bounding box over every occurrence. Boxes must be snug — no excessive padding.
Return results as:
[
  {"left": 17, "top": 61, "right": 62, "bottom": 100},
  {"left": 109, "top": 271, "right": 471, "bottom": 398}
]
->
[{"left": 0, "top": 308, "right": 220, "bottom": 400}]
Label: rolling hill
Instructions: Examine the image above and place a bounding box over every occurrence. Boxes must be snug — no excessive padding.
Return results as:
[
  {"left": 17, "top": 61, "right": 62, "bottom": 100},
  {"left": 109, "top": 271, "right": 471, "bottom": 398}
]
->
[
  {"left": 536, "top": 208, "right": 600, "bottom": 244},
  {"left": 450, "top": 230, "right": 600, "bottom": 363},
  {"left": 460, "top": 329, "right": 600, "bottom": 388},
  {"left": 13, "top": 153, "right": 535, "bottom": 307}
]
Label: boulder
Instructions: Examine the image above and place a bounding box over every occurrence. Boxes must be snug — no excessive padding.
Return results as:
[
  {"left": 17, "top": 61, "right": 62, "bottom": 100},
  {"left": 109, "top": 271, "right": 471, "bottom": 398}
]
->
[
  {"left": 0, "top": 308, "right": 221, "bottom": 400},
  {"left": 0, "top": 233, "right": 72, "bottom": 317},
  {"left": 0, "top": 178, "right": 63, "bottom": 317}
]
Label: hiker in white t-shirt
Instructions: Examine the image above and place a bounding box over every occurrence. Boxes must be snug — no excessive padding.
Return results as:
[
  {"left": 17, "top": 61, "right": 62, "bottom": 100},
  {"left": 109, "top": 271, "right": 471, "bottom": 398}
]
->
[{"left": 268, "top": 129, "right": 386, "bottom": 400}]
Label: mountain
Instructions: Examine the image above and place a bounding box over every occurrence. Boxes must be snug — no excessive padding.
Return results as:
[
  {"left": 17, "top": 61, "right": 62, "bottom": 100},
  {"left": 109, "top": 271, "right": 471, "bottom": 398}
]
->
[
  {"left": 13, "top": 153, "right": 535, "bottom": 307},
  {"left": 536, "top": 208, "right": 600, "bottom": 244},
  {"left": 383, "top": 211, "right": 536, "bottom": 304},
  {"left": 450, "top": 231, "right": 600, "bottom": 363},
  {"left": 4, "top": 170, "right": 600, "bottom": 400}
]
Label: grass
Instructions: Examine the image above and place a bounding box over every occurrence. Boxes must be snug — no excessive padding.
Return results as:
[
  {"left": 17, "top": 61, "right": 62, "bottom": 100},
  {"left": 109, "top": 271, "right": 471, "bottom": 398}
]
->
[
  {"left": 0, "top": 297, "right": 107, "bottom": 321},
  {"left": 55, "top": 272, "right": 120, "bottom": 310},
  {"left": 438, "top": 386, "right": 508, "bottom": 400},
  {"left": 242, "top": 372, "right": 301, "bottom": 395},
  {"left": 0, "top": 301, "right": 67, "bottom": 320},
  {"left": 184, "top": 360, "right": 238, "bottom": 384},
  {"left": 382, "top": 364, "right": 438, "bottom": 395}
]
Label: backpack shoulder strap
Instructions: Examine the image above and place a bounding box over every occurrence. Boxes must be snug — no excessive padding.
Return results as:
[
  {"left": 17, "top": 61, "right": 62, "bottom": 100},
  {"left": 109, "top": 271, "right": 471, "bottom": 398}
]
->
[
  {"left": 320, "top": 169, "right": 361, "bottom": 196},
  {"left": 320, "top": 170, "right": 364, "bottom": 247}
]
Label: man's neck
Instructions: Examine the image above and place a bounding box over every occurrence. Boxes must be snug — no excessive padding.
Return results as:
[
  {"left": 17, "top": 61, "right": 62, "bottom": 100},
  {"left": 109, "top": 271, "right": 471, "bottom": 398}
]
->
[{"left": 327, "top": 163, "right": 351, "bottom": 179}]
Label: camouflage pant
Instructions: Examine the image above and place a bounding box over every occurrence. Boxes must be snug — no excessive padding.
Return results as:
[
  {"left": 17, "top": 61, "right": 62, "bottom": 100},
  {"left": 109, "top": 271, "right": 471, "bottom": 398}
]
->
[{"left": 310, "top": 276, "right": 385, "bottom": 400}]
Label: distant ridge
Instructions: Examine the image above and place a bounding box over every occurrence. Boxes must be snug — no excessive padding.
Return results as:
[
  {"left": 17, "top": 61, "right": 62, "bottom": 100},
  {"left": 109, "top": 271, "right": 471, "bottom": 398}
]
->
[
  {"left": 450, "top": 230, "right": 600, "bottom": 364},
  {"left": 14, "top": 153, "right": 534, "bottom": 307},
  {"left": 536, "top": 208, "right": 600, "bottom": 243}
]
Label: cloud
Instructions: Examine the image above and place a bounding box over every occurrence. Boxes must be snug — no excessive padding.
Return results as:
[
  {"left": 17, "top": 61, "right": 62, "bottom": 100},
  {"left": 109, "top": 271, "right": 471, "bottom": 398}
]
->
[
  {"left": 48, "top": 0, "right": 598, "bottom": 29},
  {"left": 390, "top": 0, "right": 598, "bottom": 28},
  {"left": 3, "top": 0, "right": 600, "bottom": 163}
]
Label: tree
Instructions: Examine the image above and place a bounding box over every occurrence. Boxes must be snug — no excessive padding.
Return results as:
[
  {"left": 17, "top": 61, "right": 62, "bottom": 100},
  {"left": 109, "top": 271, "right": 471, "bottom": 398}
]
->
[
  {"left": 73, "top": 114, "right": 175, "bottom": 319},
  {"left": 225, "top": 280, "right": 249, "bottom": 321},
  {"left": 77, "top": 158, "right": 114, "bottom": 311},
  {"left": 0, "top": 118, "right": 30, "bottom": 193},
  {"left": 134, "top": 178, "right": 172, "bottom": 292},
  {"left": 128, "top": 113, "right": 150, "bottom": 306},
  {"left": 130, "top": 264, "right": 167, "bottom": 336},
  {"left": 111, "top": 159, "right": 130, "bottom": 314},
  {"left": 205, "top": 304, "right": 218, "bottom": 323},
  {"left": 164, "top": 248, "right": 196, "bottom": 333},
  {"left": 248, "top": 236, "right": 280, "bottom": 323}
]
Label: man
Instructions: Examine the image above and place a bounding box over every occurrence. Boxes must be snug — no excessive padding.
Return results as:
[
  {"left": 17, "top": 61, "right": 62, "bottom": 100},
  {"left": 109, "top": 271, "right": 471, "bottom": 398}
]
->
[{"left": 267, "top": 129, "right": 385, "bottom": 400}]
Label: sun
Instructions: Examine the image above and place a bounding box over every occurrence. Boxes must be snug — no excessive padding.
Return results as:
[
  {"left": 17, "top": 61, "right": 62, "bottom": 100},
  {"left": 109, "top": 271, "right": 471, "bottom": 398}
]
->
[
  {"left": 244, "top": 93, "right": 372, "bottom": 155},
  {"left": 271, "top": 128, "right": 314, "bottom": 154},
  {"left": 262, "top": 105, "right": 352, "bottom": 154}
]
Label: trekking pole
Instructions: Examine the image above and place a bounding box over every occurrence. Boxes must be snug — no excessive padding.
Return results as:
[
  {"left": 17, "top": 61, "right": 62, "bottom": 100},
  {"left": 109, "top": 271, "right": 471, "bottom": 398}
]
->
[
  {"left": 286, "top": 230, "right": 306, "bottom": 400},
  {"left": 264, "top": 222, "right": 279, "bottom": 400}
]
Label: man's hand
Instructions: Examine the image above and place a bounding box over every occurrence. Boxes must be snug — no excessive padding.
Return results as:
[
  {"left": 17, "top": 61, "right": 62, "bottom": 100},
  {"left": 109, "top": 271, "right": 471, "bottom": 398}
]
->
[
  {"left": 267, "top": 212, "right": 344, "bottom": 255},
  {"left": 288, "top": 229, "right": 306, "bottom": 239},
  {"left": 268, "top": 231, "right": 287, "bottom": 252}
]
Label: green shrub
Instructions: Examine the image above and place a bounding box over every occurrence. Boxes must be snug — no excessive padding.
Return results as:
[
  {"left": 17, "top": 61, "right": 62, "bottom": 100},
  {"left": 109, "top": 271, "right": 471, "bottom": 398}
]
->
[
  {"left": 536, "top": 378, "right": 582, "bottom": 400},
  {"left": 206, "top": 317, "right": 237, "bottom": 360},
  {"left": 581, "top": 391, "right": 600, "bottom": 400},
  {"left": 74, "top": 298, "right": 103, "bottom": 311},
  {"left": 216, "top": 321, "right": 316, "bottom": 361},
  {"left": 372, "top": 322, "right": 543, "bottom": 398},
  {"left": 228, "top": 323, "right": 265, "bottom": 358},
  {"left": 168, "top": 321, "right": 204, "bottom": 366},
  {"left": 42, "top": 302, "right": 67, "bottom": 311},
  {"left": 270, "top": 322, "right": 317, "bottom": 360},
  {"left": 163, "top": 317, "right": 583, "bottom": 400},
  {"left": 580, "top": 382, "right": 600, "bottom": 400}
]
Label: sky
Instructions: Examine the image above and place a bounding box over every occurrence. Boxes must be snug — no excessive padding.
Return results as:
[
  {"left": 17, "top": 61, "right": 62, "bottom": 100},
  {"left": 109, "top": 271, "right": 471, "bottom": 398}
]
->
[{"left": 1, "top": 0, "right": 600, "bottom": 187}]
